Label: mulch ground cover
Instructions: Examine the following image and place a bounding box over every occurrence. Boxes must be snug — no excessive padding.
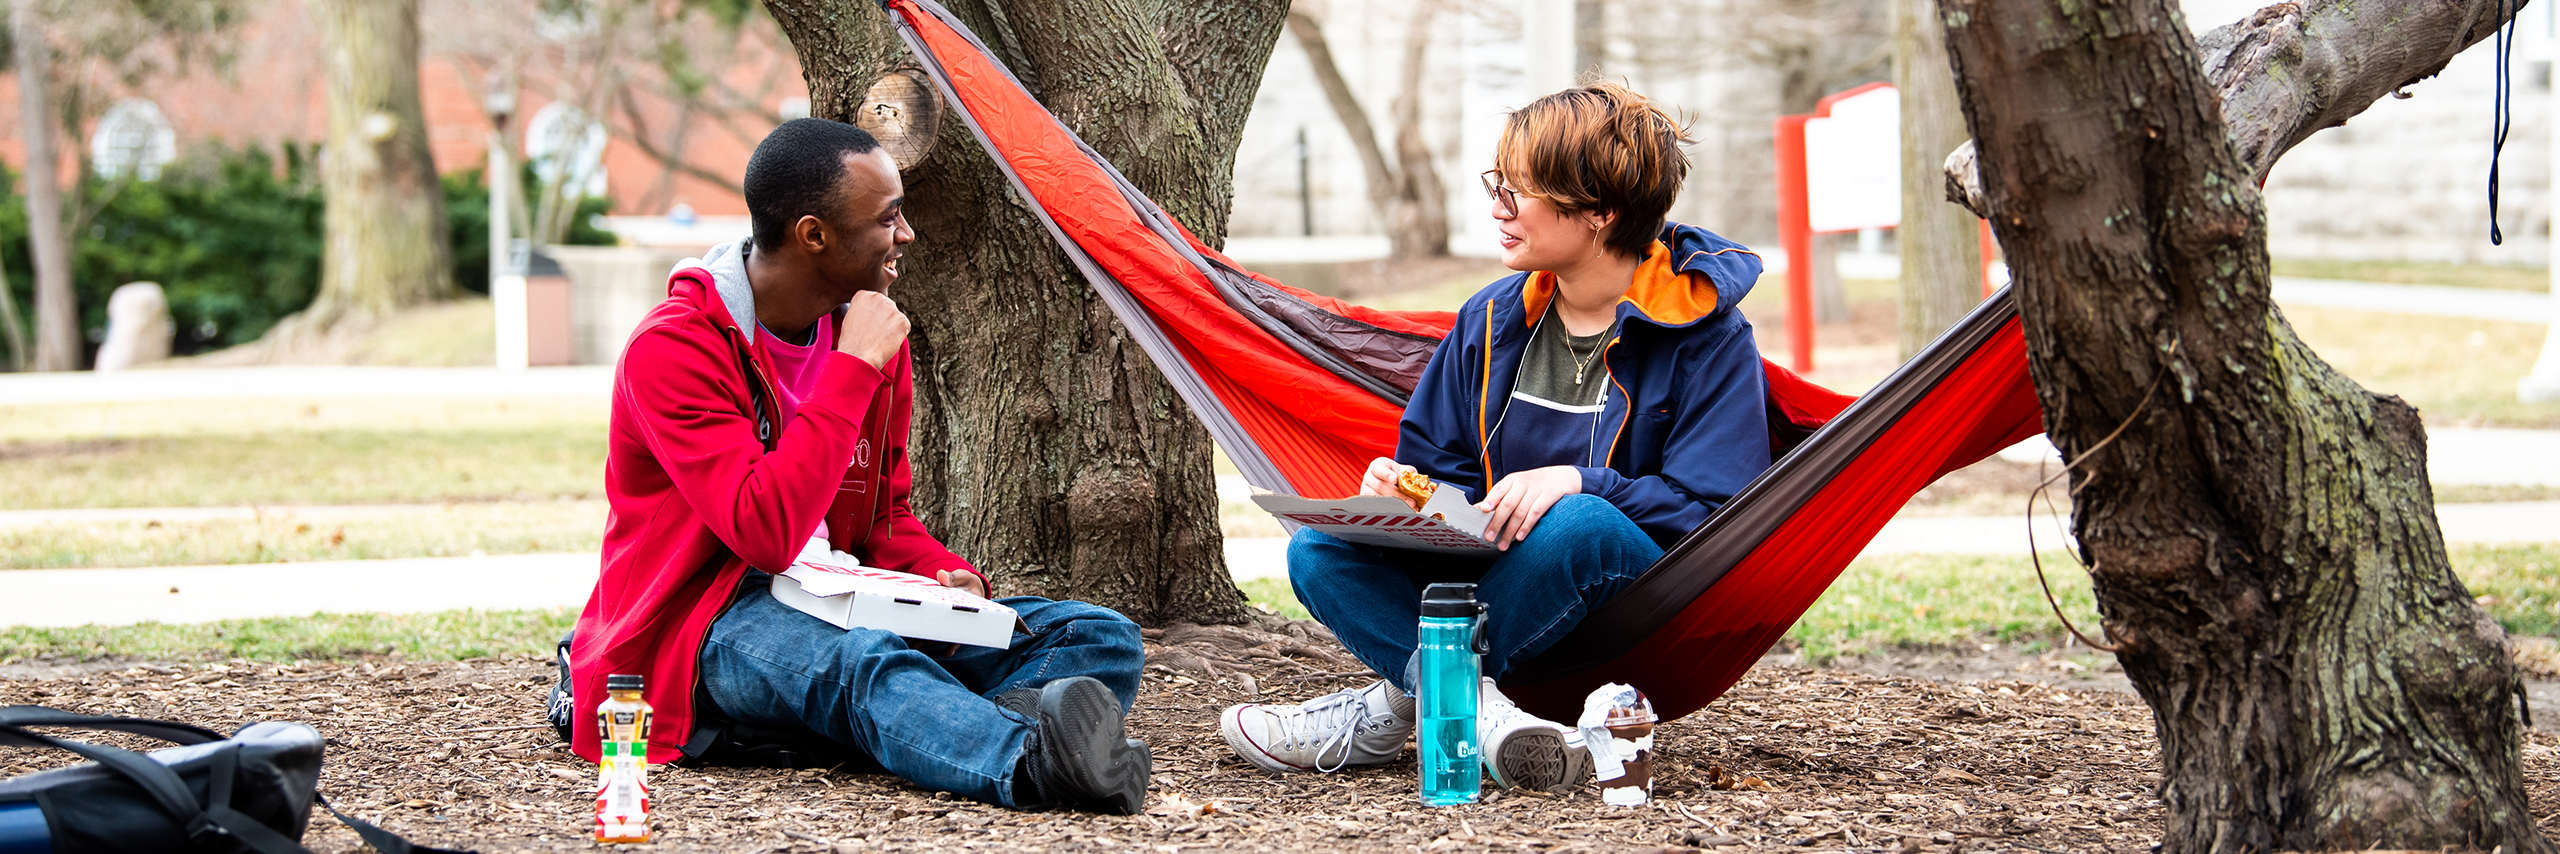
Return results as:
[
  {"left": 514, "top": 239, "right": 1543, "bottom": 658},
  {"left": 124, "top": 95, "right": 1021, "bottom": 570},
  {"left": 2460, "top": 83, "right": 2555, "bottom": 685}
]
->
[{"left": 7, "top": 618, "right": 2560, "bottom": 853}]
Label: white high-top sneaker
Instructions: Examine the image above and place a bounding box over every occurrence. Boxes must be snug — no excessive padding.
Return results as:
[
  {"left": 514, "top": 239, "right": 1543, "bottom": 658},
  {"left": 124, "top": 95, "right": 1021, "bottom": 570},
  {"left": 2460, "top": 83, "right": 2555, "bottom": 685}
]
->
[
  {"left": 1220, "top": 680, "right": 1414, "bottom": 773},
  {"left": 1478, "top": 677, "right": 1591, "bottom": 791}
]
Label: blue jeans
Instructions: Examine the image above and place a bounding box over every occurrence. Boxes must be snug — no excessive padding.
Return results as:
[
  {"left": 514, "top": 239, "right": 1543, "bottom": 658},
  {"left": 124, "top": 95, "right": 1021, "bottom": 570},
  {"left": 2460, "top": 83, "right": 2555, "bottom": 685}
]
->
[
  {"left": 1289, "top": 493, "right": 1664, "bottom": 693},
  {"left": 697, "top": 572, "right": 1144, "bottom": 807}
]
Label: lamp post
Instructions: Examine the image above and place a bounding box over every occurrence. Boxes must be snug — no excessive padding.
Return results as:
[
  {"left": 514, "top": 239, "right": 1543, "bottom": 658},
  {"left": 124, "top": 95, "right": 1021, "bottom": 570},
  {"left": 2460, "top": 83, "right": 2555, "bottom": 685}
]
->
[{"left": 486, "top": 73, "right": 526, "bottom": 371}]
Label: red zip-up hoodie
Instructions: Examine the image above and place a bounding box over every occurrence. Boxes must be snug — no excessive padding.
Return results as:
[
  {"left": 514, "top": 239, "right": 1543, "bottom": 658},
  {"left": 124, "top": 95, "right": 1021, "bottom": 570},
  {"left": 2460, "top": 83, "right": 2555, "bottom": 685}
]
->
[{"left": 570, "top": 239, "right": 983, "bottom": 764}]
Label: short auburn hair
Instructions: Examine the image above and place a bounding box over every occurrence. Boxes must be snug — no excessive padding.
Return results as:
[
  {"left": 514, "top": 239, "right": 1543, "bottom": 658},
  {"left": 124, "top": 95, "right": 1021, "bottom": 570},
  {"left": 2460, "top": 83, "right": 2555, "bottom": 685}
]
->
[{"left": 1494, "top": 82, "right": 1694, "bottom": 258}]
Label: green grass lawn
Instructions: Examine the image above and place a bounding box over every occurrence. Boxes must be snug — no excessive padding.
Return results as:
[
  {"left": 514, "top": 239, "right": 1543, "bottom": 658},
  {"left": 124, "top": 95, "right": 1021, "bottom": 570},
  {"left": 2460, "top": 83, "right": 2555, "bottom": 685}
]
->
[
  {"left": 0, "top": 608, "right": 576, "bottom": 663},
  {"left": 2284, "top": 306, "right": 2560, "bottom": 428},
  {"left": 0, "top": 430, "right": 606, "bottom": 509},
  {"left": 0, "top": 500, "right": 606, "bottom": 569},
  {"left": 2272, "top": 258, "right": 2549, "bottom": 292},
  {"left": 0, "top": 397, "right": 609, "bottom": 510}
]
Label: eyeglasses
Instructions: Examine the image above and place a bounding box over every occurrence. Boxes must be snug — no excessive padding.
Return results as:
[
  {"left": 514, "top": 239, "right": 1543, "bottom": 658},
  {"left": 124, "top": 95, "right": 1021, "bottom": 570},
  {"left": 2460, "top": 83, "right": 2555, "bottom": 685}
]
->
[{"left": 1480, "top": 170, "right": 1520, "bottom": 218}]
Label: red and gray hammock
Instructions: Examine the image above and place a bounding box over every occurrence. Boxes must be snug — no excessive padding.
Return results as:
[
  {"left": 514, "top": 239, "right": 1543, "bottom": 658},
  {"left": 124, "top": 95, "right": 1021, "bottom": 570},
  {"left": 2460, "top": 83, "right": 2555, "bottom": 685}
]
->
[{"left": 883, "top": 0, "right": 2046, "bottom": 722}]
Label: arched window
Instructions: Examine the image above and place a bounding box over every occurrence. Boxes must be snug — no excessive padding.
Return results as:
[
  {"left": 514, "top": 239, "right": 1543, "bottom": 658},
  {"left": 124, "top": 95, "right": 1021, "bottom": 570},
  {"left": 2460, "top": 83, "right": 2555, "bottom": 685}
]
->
[
  {"left": 91, "top": 98, "right": 177, "bottom": 181},
  {"left": 524, "top": 102, "right": 609, "bottom": 200}
]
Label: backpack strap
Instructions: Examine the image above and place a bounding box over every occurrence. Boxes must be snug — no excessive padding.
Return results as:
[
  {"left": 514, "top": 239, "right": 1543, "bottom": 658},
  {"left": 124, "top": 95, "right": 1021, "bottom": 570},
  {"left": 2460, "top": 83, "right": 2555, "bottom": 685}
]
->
[
  {"left": 315, "top": 794, "right": 472, "bottom": 854},
  {"left": 0, "top": 705, "right": 225, "bottom": 745},
  {"left": 0, "top": 705, "right": 478, "bottom": 854}
]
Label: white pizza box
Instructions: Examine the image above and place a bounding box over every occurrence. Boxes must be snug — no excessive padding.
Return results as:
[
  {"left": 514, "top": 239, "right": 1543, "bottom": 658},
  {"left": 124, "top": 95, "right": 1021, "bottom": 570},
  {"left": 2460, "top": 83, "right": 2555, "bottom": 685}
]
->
[
  {"left": 771, "top": 538, "right": 1017, "bottom": 648},
  {"left": 1250, "top": 485, "right": 1498, "bottom": 554}
]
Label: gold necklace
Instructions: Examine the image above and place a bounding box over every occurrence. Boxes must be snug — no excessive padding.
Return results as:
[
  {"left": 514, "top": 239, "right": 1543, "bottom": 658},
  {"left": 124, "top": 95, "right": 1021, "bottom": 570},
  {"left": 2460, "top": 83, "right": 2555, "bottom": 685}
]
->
[{"left": 1572, "top": 322, "right": 1615, "bottom": 384}]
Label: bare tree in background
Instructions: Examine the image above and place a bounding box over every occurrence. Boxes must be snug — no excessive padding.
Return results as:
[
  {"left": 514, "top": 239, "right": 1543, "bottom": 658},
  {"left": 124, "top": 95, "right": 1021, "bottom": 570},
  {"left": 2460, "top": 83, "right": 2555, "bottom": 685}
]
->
[
  {"left": 427, "top": 0, "right": 802, "bottom": 234},
  {"left": 604, "top": 2, "right": 802, "bottom": 210},
  {"left": 1573, "top": 0, "right": 1603, "bottom": 79},
  {"left": 1288, "top": 0, "right": 1450, "bottom": 260},
  {"left": 289, "top": 0, "right": 452, "bottom": 332},
  {"left": 7, "top": 0, "right": 240, "bottom": 371},
  {"left": 13, "top": 0, "right": 73, "bottom": 371},
  {"left": 1891, "top": 0, "right": 1976, "bottom": 359},
  {"left": 1623, "top": 0, "right": 1886, "bottom": 323},
  {"left": 1942, "top": 0, "right": 2548, "bottom": 848}
]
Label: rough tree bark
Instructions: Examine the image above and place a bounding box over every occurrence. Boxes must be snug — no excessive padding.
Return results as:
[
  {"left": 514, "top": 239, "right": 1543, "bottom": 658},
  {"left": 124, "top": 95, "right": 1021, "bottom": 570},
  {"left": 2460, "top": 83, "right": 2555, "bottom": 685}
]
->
[
  {"left": 1287, "top": 3, "right": 1450, "bottom": 259},
  {"left": 763, "top": 0, "right": 1289, "bottom": 626},
  {"left": 298, "top": 0, "right": 452, "bottom": 331},
  {"left": 1939, "top": 1, "right": 2549, "bottom": 851},
  {"left": 13, "top": 0, "right": 76, "bottom": 371},
  {"left": 1890, "top": 0, "right": 1978, "bottom": 359}
]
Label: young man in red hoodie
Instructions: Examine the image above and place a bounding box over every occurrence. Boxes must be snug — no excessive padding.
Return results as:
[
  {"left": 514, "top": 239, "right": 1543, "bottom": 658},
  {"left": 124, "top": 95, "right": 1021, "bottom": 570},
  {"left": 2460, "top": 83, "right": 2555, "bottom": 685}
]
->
[{"left": 569, "top": 118, "right": 1150, "bottom": 813}]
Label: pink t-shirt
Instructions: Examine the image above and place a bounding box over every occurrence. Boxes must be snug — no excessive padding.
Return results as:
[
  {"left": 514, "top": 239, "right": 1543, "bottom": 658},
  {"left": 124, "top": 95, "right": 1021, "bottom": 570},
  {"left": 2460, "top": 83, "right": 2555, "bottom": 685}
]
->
[
  {"left": 759, "top": 312, "right": 837, "bottom": 439},
  {"left": 763, "top": 314, "right": 838, "bottom": 544}
]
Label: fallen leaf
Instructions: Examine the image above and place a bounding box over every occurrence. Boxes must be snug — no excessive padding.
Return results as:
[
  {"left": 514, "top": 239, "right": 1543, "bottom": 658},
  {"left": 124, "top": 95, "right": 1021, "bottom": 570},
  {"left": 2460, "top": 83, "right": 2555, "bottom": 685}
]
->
[
  {"left": 1706, "top": 763, "right": 1782, "bottom": 792},
  {"left": 1147, "top": 793, "right": 1209, "bottom": 818}
]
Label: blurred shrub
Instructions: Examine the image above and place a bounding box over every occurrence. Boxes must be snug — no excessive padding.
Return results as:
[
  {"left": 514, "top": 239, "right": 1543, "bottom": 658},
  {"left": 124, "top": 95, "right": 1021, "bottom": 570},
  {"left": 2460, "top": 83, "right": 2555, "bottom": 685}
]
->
[
  {"left": 75, "top": 144, "right": 327, "bottom": 353},
  {"left": 445, "top": 164, "right": 618, "bottom": 298},
  {"left": 0, "top": 145, "right": 619, "bottom": 359}
]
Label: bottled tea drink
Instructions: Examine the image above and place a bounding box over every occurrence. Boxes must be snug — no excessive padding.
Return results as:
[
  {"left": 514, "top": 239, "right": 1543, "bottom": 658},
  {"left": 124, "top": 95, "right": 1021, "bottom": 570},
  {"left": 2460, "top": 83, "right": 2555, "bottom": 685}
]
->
[{"left": 594, "top": 673, "right": 654, "bottom": 843}]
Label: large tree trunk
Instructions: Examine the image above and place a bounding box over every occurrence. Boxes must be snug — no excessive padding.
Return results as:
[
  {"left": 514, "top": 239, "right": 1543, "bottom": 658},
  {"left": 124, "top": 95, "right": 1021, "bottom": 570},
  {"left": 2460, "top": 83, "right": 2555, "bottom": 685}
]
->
[
  {"left": 300, "top": 0, "right": 451, "bottom": 331},
  {"left": 1287, "top": 4, "right": 1449, "bottom": 259},
  {"left": 14, "top": 0, "right": 76, "bottom": 372},
  {"left": 1889, "top": 0, "right": 1977, "bottom": 360},
  {"left": 1940, "top": 1, "right": 2549, "bottom": 851},
  {"left": 764, "top": 0, "right": 1288, "bottom": 626}
]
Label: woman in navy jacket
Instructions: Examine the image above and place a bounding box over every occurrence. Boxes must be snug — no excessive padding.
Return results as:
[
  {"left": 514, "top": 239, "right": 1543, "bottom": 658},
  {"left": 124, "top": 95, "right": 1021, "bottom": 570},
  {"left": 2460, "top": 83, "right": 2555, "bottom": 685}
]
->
[{"left": 1221, "top": 83, "right": 1771, "bottom": 792}]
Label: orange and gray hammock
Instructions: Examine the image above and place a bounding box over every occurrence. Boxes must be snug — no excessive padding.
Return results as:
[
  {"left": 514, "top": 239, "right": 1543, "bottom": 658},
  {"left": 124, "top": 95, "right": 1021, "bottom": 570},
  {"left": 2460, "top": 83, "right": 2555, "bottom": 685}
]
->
[{"left": 884, "top": 0, "right": 2046, "bottom": 722}]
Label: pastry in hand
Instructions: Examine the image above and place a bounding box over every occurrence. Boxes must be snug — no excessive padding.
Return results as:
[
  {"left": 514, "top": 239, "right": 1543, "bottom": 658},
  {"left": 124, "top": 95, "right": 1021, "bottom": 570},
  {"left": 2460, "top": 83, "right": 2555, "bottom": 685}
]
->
[{"left": 1394, "top": 470, "right": 1437, "bottom": 510}]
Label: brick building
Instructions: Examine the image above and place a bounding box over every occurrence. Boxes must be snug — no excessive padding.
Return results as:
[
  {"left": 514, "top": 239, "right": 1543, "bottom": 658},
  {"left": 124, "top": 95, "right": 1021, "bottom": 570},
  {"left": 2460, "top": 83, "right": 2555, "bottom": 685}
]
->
[{"left": 0, "top": 0, "right": 806, "bottom": 220}]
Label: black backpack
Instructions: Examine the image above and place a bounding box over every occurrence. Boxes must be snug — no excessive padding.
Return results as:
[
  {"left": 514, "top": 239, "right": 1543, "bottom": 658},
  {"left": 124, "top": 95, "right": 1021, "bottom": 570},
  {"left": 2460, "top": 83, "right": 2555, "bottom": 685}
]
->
[
  {"left": 547, "top": 631, "right": 875, "bottom": 772},
  {"left": 0, "top": 705, "right": 469, "bottom": 854}
]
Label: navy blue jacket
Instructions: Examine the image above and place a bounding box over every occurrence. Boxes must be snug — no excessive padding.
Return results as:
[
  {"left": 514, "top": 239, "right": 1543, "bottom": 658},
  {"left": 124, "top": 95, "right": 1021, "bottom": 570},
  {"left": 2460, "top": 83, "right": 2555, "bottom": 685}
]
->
[{"left": 1396, "top": 222, "right": 1771, "bottom": 546}]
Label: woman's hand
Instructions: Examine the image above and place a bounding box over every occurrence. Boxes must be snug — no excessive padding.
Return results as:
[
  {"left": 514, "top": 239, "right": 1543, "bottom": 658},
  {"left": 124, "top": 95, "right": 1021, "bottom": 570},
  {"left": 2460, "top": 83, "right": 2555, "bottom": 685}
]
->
[
  {"left": 1359, "top": 457, "right": 1422, "bottom": 508},
  {"left": 1476, "top": 465, "right": 1583, "bottom": 550},
  {"left": 937, "top": 569, "right": 987, "bottom": 599}
]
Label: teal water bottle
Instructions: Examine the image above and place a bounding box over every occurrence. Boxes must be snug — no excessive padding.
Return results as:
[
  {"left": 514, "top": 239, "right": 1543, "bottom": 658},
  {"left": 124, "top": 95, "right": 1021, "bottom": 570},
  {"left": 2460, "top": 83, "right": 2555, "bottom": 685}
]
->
[{"left": 1417, "top": 583, "right": 1487, "bottom": 806}]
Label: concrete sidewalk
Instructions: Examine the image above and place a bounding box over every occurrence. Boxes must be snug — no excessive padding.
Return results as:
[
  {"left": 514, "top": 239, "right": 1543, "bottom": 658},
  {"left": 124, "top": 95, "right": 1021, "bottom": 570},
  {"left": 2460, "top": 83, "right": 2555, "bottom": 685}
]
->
[
  {"left": 0, "top": 539, "right": 1300, "bottom": 628},
  {"left": 0, "top": 365, "right": 613, "bottom": 405},
  {"left": 8, "top": 503, "right": 2548, "bottom": 628},
  {"left": 0, "top": 553, "right": 601, "bottom": 629}
]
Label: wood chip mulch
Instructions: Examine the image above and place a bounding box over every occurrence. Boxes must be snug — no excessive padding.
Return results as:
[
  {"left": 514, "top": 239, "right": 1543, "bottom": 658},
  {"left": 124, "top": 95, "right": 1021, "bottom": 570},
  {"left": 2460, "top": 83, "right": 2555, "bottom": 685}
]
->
[{"left": 7, "top": 619, "right": 2560, "bottom": 853}]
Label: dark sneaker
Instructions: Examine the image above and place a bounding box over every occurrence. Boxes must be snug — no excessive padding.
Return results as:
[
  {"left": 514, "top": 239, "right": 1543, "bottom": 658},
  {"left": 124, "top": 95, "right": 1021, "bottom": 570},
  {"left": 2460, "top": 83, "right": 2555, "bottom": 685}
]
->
[
  {"left": 991, "top": 686, "right": 1040, "bottom": 720},
  {"left": 1017, "top": 676, "right": 1151, "bottom": 814}
]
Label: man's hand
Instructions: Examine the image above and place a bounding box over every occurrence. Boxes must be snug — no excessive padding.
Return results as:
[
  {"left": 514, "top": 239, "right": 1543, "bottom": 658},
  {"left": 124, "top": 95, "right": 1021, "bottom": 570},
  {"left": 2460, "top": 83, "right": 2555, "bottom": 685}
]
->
[
  {"left": 1358, "top": 457, "right": 1422, "bottom": 509},
  {"left": 1476, "top": 465, "right": 1583, "bottom": 551},
  {"left": 838, "top": 290, "right": 911, "bottom": 369},
  {"left": 937, "top": 569, "right": 987, "bottom": 599}
]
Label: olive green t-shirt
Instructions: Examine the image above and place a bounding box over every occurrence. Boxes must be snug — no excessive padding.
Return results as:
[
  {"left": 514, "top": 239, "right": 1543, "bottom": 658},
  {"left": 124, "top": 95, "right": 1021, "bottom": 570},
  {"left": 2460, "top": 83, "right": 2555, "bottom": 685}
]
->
[{"left": 1514, "top": 302, "right": 1614, "bottom": 410}]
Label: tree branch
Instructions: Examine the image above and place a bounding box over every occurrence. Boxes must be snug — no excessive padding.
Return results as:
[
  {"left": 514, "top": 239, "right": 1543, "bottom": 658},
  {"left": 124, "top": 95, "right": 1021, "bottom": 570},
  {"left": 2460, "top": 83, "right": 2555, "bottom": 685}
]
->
[
  {"left": 1943, "top": 0, "right": 2522, "bottom": 216},
  {"left": 2202, "top": 0, "right": 2516, "bottom": 180},
  {"left": 1286, "top": 9, "right": 1399, "bottom": 219},
  {"left": 614, "top": 86, "right": 745, "bottom": 197}
]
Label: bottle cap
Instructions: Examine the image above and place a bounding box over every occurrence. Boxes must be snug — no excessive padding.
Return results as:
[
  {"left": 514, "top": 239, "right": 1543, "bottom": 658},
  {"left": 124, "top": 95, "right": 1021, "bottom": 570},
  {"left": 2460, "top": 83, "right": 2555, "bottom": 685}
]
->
[
  {"left": 1419, "top": 583, "right": 1485, "bottom": 617},
  {"left": 605, "top": 673, "right": 644, "bottom": 692}
]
